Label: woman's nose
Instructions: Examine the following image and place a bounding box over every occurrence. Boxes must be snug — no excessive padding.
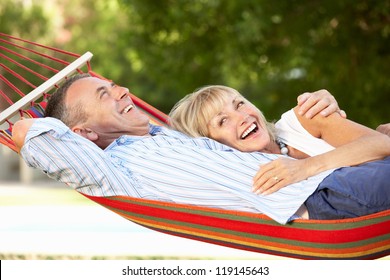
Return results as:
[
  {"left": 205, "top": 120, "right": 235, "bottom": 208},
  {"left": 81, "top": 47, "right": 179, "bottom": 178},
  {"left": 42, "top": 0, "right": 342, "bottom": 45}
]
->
[{"left": 238, "top": 112, "right": 250, "bottom": 126}]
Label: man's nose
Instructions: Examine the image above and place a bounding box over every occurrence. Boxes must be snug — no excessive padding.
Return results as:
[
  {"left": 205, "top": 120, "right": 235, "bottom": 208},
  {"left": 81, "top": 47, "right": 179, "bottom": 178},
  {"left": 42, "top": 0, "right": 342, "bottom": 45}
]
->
[{"left": 112, "top": 87, "right": 129, "bottom": 100}]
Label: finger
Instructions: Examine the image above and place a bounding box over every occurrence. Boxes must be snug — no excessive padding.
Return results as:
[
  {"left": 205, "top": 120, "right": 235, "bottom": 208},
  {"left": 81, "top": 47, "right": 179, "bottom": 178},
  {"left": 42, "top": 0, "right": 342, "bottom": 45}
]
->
[
  {"left": 255, "top": 172, "right": 282, "bottom": 193},
  {"left": 319, "top": 107, "right": 347, "bottom": 118},
  {"left": 297, "top": 94, "right": 317, "bottom": 116},
  {"left": 261, "top": 179, "right": 286, "bottom": 195},
  {"left": 376, "top": 124, "right": 390, "bottom": 136},
  {"left": 339, "top": 109, "right": 347, "bottom": 118},
  {"left": 252, "top": 174, "right": 271, "bottom": 193},
  {"left": 253, "top": 162, "right": 274, "bottom": 183},
  {"left": 253, "top": 169, "right": 277, "bottom": 193},
  {"left": 255, "top": 176, "right": 284, "bottom": 195},
  {"left": 253, "top": 160, "right": 286, "bottom": 192},
  {"left": 318, "top": 103, "right": 337, "bottom": 117},
  {"left": 303, "top": 101, "right": 329, "bottom": 119},
  {"left": 297, "top": 92, "right": 311, "bottom": 106}
]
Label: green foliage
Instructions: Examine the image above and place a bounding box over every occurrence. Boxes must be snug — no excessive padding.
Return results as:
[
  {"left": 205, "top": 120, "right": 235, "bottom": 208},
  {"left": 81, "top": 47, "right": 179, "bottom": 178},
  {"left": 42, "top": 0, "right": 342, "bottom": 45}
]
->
[
  {"left": 0, "top": 0, "right": 51, "bottom": 40},
  {"left": 1, "top": 0, "right": 389, "bottom": 127},
  {"left": 119, "top": 0, "right": 390, "bottom": 127}
]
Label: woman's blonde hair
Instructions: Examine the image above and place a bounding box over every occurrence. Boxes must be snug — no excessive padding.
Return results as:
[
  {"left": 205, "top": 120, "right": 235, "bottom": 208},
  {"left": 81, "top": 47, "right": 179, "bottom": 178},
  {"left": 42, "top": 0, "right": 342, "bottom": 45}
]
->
[{"left": 169, "top": 85, "right": 276, "bottom": 141}]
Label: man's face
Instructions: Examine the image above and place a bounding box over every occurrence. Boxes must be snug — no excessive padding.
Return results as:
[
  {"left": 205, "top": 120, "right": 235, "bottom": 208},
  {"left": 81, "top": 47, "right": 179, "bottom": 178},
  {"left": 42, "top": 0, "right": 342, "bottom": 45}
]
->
[{"left": 66, "top": 77, "right": 150, "bottom": 144}]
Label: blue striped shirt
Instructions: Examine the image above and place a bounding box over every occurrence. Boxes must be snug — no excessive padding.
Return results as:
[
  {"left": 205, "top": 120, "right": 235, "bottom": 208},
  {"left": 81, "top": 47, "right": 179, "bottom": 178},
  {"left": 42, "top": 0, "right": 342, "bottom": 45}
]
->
[{"left": 21, "top": 118, "right": 332, "bottom": 224}]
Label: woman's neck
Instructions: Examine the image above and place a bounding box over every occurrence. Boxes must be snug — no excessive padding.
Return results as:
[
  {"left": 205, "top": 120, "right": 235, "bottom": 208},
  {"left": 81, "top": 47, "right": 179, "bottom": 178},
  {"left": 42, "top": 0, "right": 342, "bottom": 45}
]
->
[{"left": 262, "top": 140, "right": 281, "bottom": 154}]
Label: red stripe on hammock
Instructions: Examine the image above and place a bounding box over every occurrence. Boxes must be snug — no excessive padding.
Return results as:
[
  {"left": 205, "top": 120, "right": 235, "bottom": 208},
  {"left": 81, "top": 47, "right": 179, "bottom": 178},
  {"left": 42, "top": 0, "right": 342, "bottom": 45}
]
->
[
  {"left": 85, "top": 195, "right": 390, "bottom": 244},
  {"left": 149, "top": 226, "right": 390, "bottom": 260}
]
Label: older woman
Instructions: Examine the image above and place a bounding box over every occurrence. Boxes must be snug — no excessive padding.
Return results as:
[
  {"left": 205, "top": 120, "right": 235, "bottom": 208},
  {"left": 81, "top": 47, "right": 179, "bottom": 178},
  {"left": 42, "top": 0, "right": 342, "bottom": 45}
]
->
[{"left": 169, "top": 86, "right": 390, "bottom": 196}]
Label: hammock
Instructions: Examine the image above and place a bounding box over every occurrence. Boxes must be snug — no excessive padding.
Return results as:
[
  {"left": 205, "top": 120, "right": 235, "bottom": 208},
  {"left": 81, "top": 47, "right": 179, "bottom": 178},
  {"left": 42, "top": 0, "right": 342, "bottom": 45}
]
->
[{"left": 1, "top": 33, "right": 389, "bottom": 260}]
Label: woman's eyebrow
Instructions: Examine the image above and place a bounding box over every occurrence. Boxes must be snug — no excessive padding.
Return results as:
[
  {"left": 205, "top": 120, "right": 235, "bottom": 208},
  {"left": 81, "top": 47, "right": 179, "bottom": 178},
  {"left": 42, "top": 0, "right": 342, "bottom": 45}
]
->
[{"left": 232, "top": 97, "right": 240, "bottom": 107}]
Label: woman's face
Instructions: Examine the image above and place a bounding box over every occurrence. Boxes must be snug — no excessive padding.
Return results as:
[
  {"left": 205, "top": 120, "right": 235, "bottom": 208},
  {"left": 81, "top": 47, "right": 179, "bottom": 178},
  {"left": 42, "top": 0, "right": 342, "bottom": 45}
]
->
[{"left": 207, "top": 93, "right": 271, "bottom": 152}]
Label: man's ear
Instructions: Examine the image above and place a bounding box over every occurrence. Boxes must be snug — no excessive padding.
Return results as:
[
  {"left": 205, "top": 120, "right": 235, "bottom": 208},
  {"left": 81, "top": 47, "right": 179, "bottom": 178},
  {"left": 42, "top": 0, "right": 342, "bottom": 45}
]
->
[{"left": 72, "top": 126, "right": 98, "bottom": 141}]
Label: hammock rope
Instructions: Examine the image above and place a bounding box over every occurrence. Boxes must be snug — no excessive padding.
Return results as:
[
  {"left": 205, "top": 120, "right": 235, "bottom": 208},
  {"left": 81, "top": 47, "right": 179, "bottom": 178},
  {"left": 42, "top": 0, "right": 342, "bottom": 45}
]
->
[
  {"left": 1, "top": 33, "right": 389, "bottom": 259},
  {"left": 0, "top": 33, "right": 166, "bottom": 151}
]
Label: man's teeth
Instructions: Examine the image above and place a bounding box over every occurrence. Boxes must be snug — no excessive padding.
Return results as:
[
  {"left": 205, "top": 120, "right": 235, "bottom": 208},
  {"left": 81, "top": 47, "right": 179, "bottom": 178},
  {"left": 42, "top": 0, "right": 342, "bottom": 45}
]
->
[
  {"left": 123, "top": 105, "right": 133, "bottom": 113},
  {"left": 241, "top": 123, "right": 257, "bottom": 139}
]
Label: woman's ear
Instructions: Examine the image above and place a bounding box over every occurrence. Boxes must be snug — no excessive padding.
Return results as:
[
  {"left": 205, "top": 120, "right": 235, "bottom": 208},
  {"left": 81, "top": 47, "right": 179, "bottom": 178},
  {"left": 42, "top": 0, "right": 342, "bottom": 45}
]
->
[{"left": 72, "top": 126, "right": 98, "bottom": 141}]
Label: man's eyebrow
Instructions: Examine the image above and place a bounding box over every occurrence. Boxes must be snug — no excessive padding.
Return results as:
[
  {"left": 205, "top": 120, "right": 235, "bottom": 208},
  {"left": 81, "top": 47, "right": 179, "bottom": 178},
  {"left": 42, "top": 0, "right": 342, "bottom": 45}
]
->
[{"left": 96, "top": 82, "right": 115, "bottom": 97}]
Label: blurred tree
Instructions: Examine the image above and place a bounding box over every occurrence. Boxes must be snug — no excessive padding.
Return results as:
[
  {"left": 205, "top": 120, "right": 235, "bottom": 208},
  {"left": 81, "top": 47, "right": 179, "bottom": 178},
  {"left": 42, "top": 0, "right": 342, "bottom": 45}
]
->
[
  {"left": 51, "top": 0, "right": 131, "bottom": 82},
  {"left": 0, "top": 0, "right": 52, "bottom": 110},
  {"left": 1, "top": 0, "right": 389, "bottom": 127},
  {"left": 0, "top": 0, "right": 50, "bottom": 39},
  {"left": 119, "top": 0, "right": 389, "bottom": 127}
]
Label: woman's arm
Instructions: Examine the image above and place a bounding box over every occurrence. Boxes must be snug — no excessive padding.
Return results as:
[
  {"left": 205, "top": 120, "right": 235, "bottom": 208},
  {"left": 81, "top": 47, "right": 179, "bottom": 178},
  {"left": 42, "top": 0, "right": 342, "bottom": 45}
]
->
[
  {"left": 253, "top": 107, "right": 390, "bottom": 195},
  {"left": 294, "top": 107, "right": 390, "bottom": 172}
]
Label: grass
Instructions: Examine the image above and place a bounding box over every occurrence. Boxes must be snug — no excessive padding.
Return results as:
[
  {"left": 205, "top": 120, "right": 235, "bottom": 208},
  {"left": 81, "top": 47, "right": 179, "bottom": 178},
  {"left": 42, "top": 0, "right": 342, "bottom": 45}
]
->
[
  {"left": 0, "top": 182, "right": 92, "bottom": 206},
  {"left": 0, "top": 253, "right": 208, "bottom": 260},
  {"left": 1, "top": 182, "right": 389, "bottom": 261},
  {"left": 0, "top": 182, "right": 217, "bottom": 260}
]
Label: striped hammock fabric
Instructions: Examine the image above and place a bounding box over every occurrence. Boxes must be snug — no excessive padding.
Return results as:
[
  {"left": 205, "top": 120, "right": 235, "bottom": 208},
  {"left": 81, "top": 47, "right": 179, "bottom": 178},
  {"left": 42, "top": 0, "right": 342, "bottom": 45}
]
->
[
  {"left": 1, "top": 33, "right": 389, "bottom": 259},
  {"left": 84, "top": 195, "right": 390, "bottom": 260}
]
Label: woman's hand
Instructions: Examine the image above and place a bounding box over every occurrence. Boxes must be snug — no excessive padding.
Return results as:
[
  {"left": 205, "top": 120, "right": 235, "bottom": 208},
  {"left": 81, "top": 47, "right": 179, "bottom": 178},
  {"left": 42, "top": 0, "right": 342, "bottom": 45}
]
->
[
  {"left": 252, "top": 157, "right": 310, "bottom": 195},
  {"left": 297, "top": 89, "right": 347, "bottom": 119}
]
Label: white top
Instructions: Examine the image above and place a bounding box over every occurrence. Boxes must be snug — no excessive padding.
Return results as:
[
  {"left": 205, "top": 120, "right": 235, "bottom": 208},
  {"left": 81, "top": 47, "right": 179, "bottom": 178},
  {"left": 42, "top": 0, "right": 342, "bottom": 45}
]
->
[{"left": 275, "top": 109, "right": 335, "bottom": 156}]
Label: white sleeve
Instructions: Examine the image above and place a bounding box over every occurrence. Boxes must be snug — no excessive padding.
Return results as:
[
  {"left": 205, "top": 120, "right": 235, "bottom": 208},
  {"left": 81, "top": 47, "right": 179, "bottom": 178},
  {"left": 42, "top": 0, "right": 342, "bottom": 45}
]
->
[
  {"left": 275, "top": 109, "right": 334, "bottom": 156},
  {"left": 20, "top": 117, "right": 142, "bottom": 197}
]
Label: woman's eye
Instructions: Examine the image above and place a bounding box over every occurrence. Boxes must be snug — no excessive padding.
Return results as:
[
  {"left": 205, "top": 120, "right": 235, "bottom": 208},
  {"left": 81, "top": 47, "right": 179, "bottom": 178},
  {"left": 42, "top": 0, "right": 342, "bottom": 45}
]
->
[
  {"left": 219, "top": 118, "right": 227, "bottom": 126},
  {"left": 237, "top": 101, "right": 245, "bottom": 108}
]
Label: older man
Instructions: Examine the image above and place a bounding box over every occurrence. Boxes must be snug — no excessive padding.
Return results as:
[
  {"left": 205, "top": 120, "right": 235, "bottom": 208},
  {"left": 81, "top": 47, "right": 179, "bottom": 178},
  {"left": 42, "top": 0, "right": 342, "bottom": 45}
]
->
[{"left": 12, "top": 74, "right": 390, "bottom": 224}]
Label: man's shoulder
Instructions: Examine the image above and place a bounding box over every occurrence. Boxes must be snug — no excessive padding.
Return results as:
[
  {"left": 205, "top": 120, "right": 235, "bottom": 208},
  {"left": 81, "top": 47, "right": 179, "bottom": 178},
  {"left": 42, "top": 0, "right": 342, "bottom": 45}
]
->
[
  {"left": 150, "top": 124, "right": 188, "bottom": 138},
  {"left": 25, "top": 117, "right": 69, "bottom": 140}
]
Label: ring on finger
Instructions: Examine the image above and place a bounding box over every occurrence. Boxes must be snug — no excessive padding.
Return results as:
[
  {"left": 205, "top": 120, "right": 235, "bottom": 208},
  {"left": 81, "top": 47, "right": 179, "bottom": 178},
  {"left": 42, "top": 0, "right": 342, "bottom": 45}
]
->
[{"left": 273, "top": 176, "right": 280, "bottom": 182}]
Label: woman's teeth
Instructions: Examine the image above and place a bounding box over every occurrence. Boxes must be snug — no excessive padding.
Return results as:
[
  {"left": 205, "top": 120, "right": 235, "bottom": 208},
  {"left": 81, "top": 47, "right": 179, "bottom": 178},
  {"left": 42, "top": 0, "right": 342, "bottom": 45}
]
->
[{"left": 241, "top": 123, "right": 257, "bottom": 139}]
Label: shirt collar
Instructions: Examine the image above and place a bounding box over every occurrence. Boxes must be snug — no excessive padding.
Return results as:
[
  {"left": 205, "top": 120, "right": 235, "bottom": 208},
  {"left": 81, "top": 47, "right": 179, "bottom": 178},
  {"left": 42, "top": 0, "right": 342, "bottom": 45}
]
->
[{"left": 105, "top": 124, "right": 167, "bottom": 149}]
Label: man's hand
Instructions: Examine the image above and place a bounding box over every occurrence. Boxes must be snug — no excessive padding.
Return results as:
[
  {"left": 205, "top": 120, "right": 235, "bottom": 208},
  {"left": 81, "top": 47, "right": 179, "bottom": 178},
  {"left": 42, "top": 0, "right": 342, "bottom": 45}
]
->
[
  {"left": 376, "top": 123, "right": 390, "bottom": 137},
  {"left": 12, "top": 119, "right": 35, "bottom": 153},
  {"left": 297, "top": 89, "right": 347, "bottom": 119}
]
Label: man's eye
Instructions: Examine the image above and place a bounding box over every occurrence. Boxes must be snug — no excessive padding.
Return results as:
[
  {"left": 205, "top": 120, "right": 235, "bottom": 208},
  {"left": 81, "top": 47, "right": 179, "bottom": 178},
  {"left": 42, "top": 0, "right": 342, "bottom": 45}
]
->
[{"left": 237, "top": 101, "right": 245, "bottom": 108}]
